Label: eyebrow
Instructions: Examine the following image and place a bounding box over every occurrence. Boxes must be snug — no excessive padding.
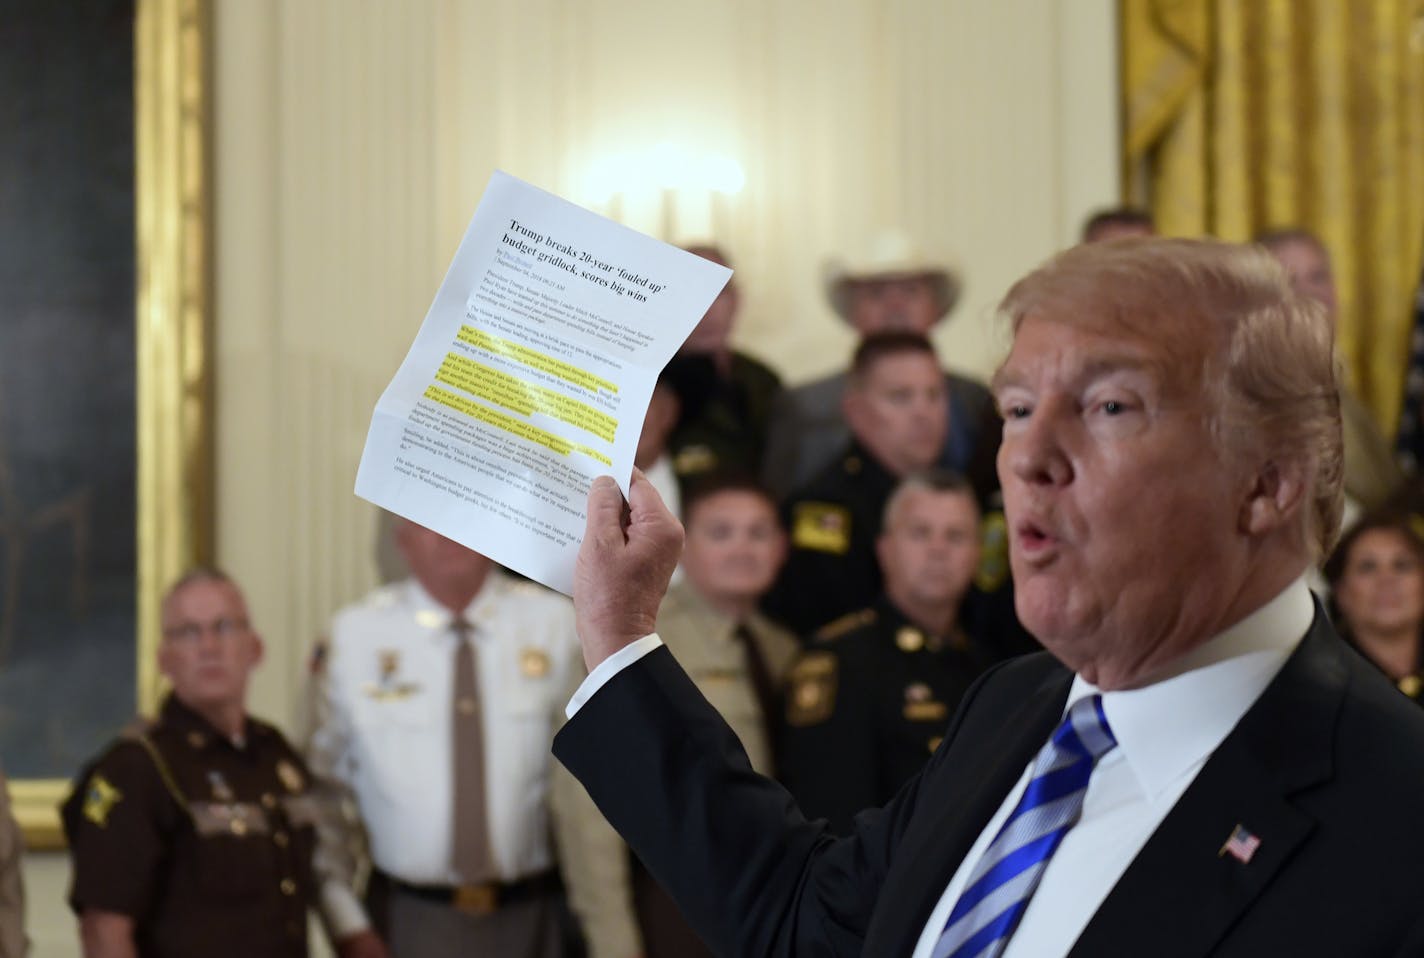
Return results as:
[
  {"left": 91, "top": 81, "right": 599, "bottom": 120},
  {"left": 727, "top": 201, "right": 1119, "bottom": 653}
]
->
[{"left": 990, "top": 354, "right": 1165, "bottom": 395}]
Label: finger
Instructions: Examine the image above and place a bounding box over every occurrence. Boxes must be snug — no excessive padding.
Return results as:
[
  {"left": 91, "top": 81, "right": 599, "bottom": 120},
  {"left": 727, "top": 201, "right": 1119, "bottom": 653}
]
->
[
  {"left": 584, "top": 475, "right": 628, "bottom": 545},
  {"left": 627, "top": 467, "right": 672, "bottom": 520}
]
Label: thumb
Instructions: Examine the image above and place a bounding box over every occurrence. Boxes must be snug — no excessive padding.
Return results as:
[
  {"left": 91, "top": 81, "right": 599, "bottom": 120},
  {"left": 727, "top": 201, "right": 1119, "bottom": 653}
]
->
[
  {"left": 627, "top": 467, "right": 670, "bottom": 520},
  {"left": 584, "top": 475, "right": 629, "bottom": 546}
]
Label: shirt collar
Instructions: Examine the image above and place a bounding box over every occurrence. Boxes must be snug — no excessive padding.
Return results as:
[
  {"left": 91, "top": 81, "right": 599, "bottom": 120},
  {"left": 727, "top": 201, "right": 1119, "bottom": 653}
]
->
[
  {"left": 1066, "top": 577, "right": 1314, "bottom": 803},
  {"left": 161, "top": 694, "right": 255, "bottom": 752},
  {"left": 669, "top": 580, "right": 782, "bottom": 643},
  {"left": 405, "top": 570, "right": 510, "bottom": 637},
  {"left": 668, "top": 581, "right": 737, "bottom": 636}
]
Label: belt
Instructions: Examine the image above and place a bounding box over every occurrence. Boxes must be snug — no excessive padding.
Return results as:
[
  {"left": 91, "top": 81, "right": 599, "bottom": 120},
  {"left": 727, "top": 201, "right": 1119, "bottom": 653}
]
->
[{"left": 382, "top": 869, "right": 559, "bottom": 916}]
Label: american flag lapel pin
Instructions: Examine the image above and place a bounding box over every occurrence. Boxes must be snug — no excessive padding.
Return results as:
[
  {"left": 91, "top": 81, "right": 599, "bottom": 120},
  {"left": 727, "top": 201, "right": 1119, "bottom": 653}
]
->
[{"left": 1218, "top": 824, "right": 1262, "bottom": 864}]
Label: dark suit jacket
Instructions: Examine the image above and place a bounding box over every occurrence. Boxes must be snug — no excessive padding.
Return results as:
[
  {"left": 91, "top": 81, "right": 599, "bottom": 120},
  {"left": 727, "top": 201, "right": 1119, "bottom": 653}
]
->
[{"left": 554, "top": 608, "right": 1424, "bottom": 957}]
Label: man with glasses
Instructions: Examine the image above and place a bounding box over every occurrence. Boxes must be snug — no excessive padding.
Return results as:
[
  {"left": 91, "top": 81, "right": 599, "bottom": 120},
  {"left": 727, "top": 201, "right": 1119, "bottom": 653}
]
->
[{"left": 62, "top": 568, "right": 382, "bottom": 958}]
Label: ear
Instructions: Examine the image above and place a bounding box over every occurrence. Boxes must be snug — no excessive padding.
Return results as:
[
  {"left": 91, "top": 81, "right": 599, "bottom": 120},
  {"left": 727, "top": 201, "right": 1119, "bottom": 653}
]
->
[
  {"left": 249, "top": 632, "right": 266, "bottom": 669},
  {"left": 1238, "top": 458, "right": 1310, "bottom": 538}
]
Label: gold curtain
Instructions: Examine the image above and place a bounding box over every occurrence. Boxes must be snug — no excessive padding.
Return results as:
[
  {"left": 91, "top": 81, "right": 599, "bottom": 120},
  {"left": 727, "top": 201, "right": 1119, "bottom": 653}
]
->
[{"left": 1123, "top": 0, "right": 1424, "bottom": 434}]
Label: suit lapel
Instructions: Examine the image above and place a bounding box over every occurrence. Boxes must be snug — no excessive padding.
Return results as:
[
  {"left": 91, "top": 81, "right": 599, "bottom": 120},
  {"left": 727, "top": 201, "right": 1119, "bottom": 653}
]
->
[
  {"left": 1070, "top": 613, "right": 1345, "bottom": 957},
  {"left": 866, "top": 665, "right": 1072, "bottom": 956}
]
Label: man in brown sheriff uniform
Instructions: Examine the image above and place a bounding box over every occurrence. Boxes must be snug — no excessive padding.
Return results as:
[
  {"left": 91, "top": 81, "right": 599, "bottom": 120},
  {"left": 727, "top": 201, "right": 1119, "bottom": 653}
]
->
[
  {"left": 779, "top": 471, "right": 992, "bottom": 834},
  {"left": 62, "top": 568, "right": 383, "bottom": 958}
]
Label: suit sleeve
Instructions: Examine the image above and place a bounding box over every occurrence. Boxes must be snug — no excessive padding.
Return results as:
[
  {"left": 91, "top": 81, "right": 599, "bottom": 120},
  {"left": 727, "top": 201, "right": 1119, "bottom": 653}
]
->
[{"left": 554, "top": 644, "right": 963, "bottom": 958}]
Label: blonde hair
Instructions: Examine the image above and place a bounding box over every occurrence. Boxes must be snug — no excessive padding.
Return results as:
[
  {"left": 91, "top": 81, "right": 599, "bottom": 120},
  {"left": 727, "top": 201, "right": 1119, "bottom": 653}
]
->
[{"left": 997, "top": 237, "right": 1344, "bottom": 559}]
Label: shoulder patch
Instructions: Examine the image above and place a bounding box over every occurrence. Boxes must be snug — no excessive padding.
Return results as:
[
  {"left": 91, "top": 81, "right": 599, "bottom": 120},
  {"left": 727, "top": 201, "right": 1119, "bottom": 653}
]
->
[
  {"left": 791, "top": 502, "right": 852, "bottom": 555},
  {"left": 673, "top": 443, "right": 719, "bottom": 477},
  {"left": 814, "top": 608, "right": 876, "bottom": 641},
  {"left": 82, "top": 774, "right": 123, "bottom": 828},
  {"left": 785, "top": 651, "right": 838, "bottom": 727}
]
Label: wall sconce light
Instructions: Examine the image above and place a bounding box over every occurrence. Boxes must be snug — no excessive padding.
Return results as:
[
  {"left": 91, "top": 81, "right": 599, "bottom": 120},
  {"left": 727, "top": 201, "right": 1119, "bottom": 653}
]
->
[{"left": 584, "top": 142, "right": 744, "bottom": 241}]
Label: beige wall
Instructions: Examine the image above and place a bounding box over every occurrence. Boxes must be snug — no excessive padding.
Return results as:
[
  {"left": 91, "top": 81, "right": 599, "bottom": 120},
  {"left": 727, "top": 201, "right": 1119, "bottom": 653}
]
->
[{"left": 23, "top": 2, "right": 1117, "bottom": 953}]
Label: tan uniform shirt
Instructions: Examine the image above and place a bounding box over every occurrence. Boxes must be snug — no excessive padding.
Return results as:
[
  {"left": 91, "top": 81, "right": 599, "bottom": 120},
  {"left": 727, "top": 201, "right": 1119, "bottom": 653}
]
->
[
  {"left": 551, "top": 581, "right": 798, "bottom": 958},
  {"left": 0, "top": 762, "right": 25, "bottom": 958}
]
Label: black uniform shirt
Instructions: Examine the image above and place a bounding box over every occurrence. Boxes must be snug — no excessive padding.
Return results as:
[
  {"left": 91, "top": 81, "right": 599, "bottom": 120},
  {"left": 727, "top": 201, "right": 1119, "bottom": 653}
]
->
[
  {"left": 665, "top": 350, "right": 784, "bottom": 484},
  {"left": 778, "top": 597, "right": 991, "bottom": 834},
  {"left": 761, "top": 440, "right": 897, "bottom": 636},
  {"left": 62, "top": 695, "right": 320, "bottom": 958}
]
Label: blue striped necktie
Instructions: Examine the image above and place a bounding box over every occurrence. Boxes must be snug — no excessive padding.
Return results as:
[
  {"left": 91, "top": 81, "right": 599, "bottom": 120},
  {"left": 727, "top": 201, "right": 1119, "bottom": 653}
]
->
[{"left": 931, "top": 694, "right": 1117, "bottom": 958}]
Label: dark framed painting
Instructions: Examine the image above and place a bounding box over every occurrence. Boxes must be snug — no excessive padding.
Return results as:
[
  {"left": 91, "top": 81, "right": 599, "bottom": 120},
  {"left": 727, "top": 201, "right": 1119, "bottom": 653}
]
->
[{"left": 1, "top": 0, "right": 213, "bottom": 847}]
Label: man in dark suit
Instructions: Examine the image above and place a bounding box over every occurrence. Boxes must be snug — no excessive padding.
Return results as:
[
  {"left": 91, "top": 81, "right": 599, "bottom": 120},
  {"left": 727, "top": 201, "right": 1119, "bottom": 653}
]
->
[{"left": 554, "top": 238, "right": 1424, "bottom": 956}]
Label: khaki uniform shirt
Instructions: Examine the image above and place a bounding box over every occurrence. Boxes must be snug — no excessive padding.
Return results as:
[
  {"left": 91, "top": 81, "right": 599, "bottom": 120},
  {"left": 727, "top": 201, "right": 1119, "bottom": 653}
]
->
[
  {"left": 552, "top": 581, "right": 798, "bottom": 958},
  {"left": 62, "top": 696, "right": 329, "bottom": 958}
]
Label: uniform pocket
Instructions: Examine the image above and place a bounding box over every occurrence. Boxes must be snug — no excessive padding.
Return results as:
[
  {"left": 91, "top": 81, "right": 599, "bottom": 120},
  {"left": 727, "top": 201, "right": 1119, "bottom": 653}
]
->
[{"left": 192, "top": 826, "right": 276, "bottom": 902}]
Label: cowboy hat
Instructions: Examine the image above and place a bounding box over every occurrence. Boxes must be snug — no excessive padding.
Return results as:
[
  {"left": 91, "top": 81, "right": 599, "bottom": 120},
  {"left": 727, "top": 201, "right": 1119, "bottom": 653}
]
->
[{"left": 822, "top": 229, "right": 963, "bottom": 323}]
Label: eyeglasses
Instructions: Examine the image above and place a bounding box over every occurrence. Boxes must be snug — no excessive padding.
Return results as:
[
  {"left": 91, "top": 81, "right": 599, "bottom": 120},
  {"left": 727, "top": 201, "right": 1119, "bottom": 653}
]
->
[{"left": 162, "top": 617, "right": 251, "bottom": 644}]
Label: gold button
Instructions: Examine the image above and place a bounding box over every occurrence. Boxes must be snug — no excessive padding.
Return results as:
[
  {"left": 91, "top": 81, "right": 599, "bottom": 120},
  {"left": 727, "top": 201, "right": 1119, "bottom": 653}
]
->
[
  {"left": 457, "top": 697, "right": 477, "bottom": 715},
  {"left": 261, "top": 793, "right": 277, "bottom": 809},
  {"left": 230, "top": 818, "right": 248, "bottom": 836},
  {"left": 273, "top": 831, "right": 289, "bottom": 848},
  {"left": 280, "top": 878, "right": 296, "bottom": 896}
]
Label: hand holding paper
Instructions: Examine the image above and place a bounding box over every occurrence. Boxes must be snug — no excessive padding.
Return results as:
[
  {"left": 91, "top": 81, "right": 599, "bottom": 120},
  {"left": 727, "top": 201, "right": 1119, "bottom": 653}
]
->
[
  {"left": 355, "top": 171, "right": 731, "bottom": 594},
  {"left": 573, "top": 471, "right": 684, "bottom": 670}
]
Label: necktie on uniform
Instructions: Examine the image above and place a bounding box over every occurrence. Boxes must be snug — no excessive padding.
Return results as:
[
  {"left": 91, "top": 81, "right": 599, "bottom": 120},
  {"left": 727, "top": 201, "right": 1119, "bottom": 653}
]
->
[
  {"left": 451, "top": 617, "right": 496, "bottom": 882},
  {"left": 931, "top": 694, "right": 1118, "bottom": 958},
  {"left": 732, "top": 622, "right": 779, "bottom": 728}
]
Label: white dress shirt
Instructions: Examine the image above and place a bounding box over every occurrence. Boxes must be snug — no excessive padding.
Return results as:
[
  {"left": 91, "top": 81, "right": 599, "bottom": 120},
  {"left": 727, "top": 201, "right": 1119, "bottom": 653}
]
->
[
  {"left": 566, "top": 579, "right": 1315, "bottom": 956},
  {"left": 909, "top": 578, "right": 1314, "bottom": 957}
]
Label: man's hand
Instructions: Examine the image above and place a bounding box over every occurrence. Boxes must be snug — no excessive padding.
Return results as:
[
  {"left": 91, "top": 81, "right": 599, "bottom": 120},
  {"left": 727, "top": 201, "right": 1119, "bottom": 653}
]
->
[
  {"left": 574, "top": 470, "right": 684, "bottom": 670},
  {"left": 336, "top": 929, "right": 389, "bottom": 958}
]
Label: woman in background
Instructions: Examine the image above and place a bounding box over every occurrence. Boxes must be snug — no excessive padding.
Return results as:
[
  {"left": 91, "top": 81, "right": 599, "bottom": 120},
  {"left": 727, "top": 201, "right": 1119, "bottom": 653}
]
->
[{"left": 1325, "top": 513, "right": 1424, "bottom": 703}]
